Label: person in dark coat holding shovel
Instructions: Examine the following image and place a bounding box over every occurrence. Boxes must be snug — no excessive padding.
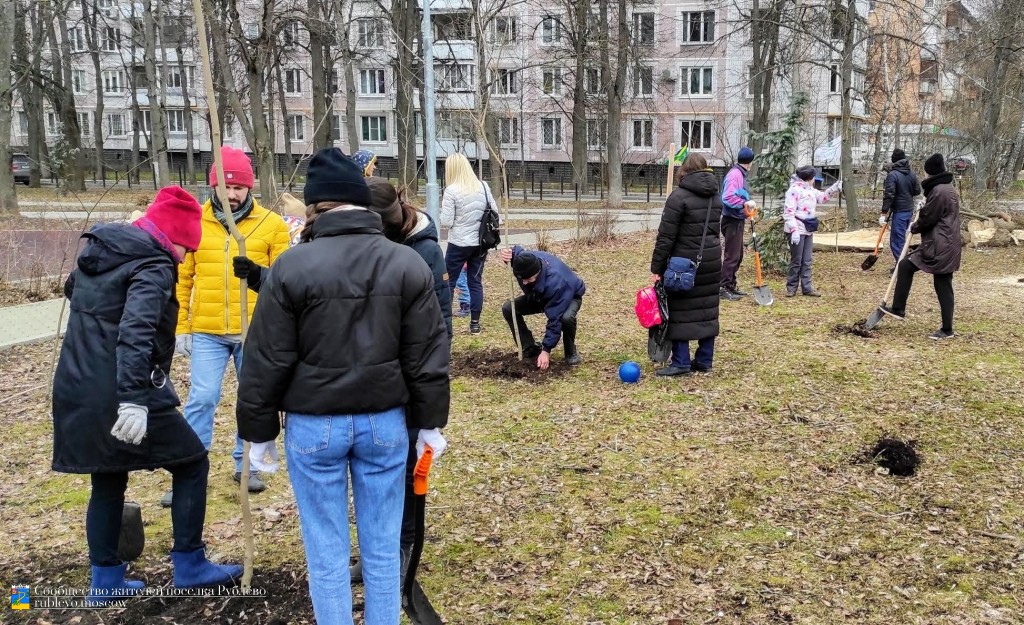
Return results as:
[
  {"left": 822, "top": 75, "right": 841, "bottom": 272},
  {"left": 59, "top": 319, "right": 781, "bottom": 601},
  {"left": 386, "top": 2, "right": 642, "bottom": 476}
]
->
[
  {"left": 881, "top": 153, "right": 962, "bottom": 339},
  {"left": 650, "top": 153, "right": 723, "bottom": 376},
  {"left": 52, "top": 187, "right": 243, "bottom": 605}
]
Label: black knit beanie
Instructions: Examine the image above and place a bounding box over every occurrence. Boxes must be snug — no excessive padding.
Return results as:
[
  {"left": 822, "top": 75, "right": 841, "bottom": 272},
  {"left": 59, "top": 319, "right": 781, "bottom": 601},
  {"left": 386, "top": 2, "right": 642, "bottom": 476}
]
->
[
  {"left": 304, "top": 148, "right": 372, "bottom": 207},
  {"left": 512, "top": 253, "right": 543, "bottom": 280},
  {"left": 924, "top": 153, "right": 945, "bottom": 176},
  {"left": 891, "top": 148, "right": 906, "bottom": 163},
  {"left": 795, "top": 165, "right": 816, "bottom": 181}
]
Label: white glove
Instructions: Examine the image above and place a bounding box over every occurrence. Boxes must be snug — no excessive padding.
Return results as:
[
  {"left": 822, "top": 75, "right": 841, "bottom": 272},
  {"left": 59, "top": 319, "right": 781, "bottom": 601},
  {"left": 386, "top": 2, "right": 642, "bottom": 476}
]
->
[
  {"left": 175, "top": 334, "right": 193, "bottom": 357},
  {"left": 248, "top": 441, "right": 280, "bottom": 473},
  {"left": 879, "top": 214, "right": 888, "bottom": 226},
  {"left": 111, "top": 403, "right": 148, "bottom": 445},
  {"left": 790, "top": 231, "right": 801, "bottom": 245},
  {"left": 830, "top": 180, "right": 843, "bottom": 194},
  {"left": 416, "top": 428, "right": 448, "bottom": 461}
]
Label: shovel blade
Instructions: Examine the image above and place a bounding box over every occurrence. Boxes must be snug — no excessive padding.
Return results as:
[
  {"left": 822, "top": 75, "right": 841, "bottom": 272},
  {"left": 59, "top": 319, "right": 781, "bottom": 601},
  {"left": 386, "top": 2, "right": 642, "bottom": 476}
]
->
[
  {"left": 864, "top": 306, "right": 885, "bottom": 330},
  {"left": 861, "top": 254, "right": 879, "bottom": 271},
  {"left": 753, "top": 285, "right": 773, "bottom": 306},
  {"left": 117, "top": 502, "right": 145, "bottom": 562},
  {"left": 404, "top": 579, "right": 443, "bottom": 625}
]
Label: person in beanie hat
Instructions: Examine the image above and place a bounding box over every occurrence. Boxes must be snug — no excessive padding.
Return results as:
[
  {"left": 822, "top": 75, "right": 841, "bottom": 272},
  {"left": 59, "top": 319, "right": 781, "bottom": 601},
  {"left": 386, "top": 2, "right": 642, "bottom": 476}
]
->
[
  {"left": 498, "top": 245, "right": 586, "bottom": 369},
  {"left": 169, "top": 146, "right": 290, "bottom": 507},
  {"left": 880, "top": 147, "right": 922, "bottom": 264},
  {"left": 52, "top": 187, "right": 243, "bottom": 605},
  {"left": 350, "top": 149, "right": 378, "bottom": 177},
  {"left": 783, "top": 166, "right": 842, "bottom": 297},
  {"left": 236, "top": 146, "right": 450, "bottom": 625},
  {"left": 881, "top": 153, "right": 962, "bottom": 339},
  {"left": 719, "top": 146, "right": 758, "bottom": 301}
]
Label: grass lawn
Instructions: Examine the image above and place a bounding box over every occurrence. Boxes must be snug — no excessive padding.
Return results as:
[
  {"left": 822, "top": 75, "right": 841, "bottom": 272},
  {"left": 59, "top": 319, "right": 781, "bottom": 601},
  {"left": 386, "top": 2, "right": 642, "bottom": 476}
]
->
[{"left": 1, "top": 234, "right": 1022, "bottom": 624}]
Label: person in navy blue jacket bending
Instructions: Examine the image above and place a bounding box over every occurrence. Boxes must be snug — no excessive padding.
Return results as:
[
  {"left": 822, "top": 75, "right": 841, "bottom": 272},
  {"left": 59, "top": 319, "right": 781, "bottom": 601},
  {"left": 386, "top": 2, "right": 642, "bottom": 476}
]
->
[{"left": 499, "top": 245, "right": 586, "bottom": 369}]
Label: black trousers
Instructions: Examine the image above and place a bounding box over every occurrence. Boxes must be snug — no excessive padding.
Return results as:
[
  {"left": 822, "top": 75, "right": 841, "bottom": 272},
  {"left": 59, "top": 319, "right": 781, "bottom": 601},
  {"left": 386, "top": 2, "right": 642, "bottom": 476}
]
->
[
  {"left": 720, "top": 217, "right": 746, "bottom": 290},
  {"left": 891, "top": 258, "right": 955, "bottom": 332},
  {"left": 87, "top": 456, "right": 209, "bottom": 566},
  {"left": 502, "top": 295, "right": 582, "bottom": 355}
]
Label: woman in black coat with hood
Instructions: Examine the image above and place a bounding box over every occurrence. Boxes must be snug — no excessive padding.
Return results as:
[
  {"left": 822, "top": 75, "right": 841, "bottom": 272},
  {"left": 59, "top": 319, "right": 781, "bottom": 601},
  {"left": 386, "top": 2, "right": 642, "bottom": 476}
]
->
[{"left": 650, "top": 153, "right": 723, "bottom": 376}]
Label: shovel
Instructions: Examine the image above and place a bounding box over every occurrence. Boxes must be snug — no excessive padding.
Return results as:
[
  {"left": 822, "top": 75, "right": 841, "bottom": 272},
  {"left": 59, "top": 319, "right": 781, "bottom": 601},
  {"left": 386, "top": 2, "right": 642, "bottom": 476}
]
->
[
  {"left": 864, "top": 211, "right": 919, "bottom": 329},
  {"left": 749, "top": 220, "right": 773, "bottom": 306},
  {"left": 117, "top": 502, "right": 145, "bottom": 562},
  {"left": 861, "top": 220, "right": 889, "bottom": 271},
  {"left": 403, "top": 446, "right": 443, "bottom": 625}
]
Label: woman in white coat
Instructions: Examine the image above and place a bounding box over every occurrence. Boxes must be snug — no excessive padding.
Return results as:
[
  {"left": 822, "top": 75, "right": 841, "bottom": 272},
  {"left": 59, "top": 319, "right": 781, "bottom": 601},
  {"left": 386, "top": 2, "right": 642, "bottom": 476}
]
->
[{"left": 440, "top": 153, "right": 497, "bottom": 334}]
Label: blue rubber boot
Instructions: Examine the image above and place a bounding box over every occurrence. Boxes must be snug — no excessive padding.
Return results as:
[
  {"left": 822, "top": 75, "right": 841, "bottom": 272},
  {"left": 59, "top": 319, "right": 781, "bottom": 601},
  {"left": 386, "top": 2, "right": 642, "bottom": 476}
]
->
[
  {"left": 171, "top": 547, "right": 243, "bottom": 588},
  {"left": 87, "top": 563, "right": 145, "bottom": 604}
]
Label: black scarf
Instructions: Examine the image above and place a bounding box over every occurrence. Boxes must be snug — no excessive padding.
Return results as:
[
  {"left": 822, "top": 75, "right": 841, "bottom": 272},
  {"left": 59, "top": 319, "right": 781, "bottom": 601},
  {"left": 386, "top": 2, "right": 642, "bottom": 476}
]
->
[
  {"left": 211, "top": 192, "right": 254, "bottom": 231},
  {"left": 921, "top": 171, "right": 954, "bottom": 197}
]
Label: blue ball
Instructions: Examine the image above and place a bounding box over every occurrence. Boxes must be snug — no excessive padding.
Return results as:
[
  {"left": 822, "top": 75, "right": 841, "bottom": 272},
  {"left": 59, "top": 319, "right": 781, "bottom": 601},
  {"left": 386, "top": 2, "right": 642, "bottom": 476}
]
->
[{"left": 618, "top": 361, "right": 642, "bottom": 384}]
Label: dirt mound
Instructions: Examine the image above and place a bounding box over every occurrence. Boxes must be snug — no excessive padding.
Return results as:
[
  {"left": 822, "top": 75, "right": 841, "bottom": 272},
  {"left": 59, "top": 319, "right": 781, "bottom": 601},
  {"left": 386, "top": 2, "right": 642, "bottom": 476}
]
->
[
  {"left": 452, "top": 348, "right": 572, "bottom": 382},
  {"left": 858, "top": 437, "right": 921, "bottom": 476},
  {"left": 832, "top": 321, "right": 877, "bottom": 338}
]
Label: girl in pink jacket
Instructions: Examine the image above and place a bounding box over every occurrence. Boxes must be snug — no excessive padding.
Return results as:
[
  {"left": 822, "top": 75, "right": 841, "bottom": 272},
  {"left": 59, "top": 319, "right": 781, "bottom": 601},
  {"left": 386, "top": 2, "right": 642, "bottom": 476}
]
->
[{"left": 783, "top": 166, "right": 842, "bottom": 297}]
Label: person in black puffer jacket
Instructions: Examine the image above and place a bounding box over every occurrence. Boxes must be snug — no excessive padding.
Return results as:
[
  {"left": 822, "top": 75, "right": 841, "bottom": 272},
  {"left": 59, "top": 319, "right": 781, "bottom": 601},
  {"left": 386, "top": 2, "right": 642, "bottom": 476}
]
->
[
  {"left": 881, "top": 148, "right": 922, "bottom": 262},
  {"left": 650, "top": 153, "right": 723, "bottom": 376},
  {"left": 53, "top": 187, "right": 242, "bottom": 604},
  {"left": 236, "top": 148, "right": 450, "bottom": 625}
]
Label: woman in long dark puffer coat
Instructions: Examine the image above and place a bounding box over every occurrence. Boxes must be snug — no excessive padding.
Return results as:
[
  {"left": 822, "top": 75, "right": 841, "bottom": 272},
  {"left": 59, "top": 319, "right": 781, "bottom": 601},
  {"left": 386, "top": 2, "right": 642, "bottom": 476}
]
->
[
  {"left": 650, "top": 153, "right": 723, "bottom": 376},
  {"left": 52, "top": 187, "right": 241, "bottom": 605}
]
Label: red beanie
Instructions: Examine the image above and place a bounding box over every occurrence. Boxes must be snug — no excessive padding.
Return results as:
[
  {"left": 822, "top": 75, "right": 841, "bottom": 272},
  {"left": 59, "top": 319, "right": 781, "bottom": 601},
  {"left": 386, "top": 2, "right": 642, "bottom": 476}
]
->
[
  {"left": 209, "top": 146, "right": 255, "bottom": 189},
  {"left": 145, "top": 186, "right": 203, "bottom": 251}
]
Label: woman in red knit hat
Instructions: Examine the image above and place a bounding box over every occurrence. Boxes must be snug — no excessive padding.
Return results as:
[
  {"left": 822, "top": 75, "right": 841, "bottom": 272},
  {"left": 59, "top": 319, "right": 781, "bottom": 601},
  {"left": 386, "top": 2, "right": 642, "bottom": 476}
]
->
[{"left": 52, "top": 186, "right": 243, "bottom": 605}]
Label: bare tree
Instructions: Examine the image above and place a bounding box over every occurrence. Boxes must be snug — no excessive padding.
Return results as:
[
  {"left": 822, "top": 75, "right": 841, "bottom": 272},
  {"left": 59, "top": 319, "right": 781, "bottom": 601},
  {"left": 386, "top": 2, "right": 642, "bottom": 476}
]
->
[
  {"left": 48, "top": 1, "right": 87, "bottom": 192},
  {"left": 0, "top": 0, "right": 19, "bottom": 213},
  {"left": 142, "top": 0, "right": 171, "bottom": 185}
]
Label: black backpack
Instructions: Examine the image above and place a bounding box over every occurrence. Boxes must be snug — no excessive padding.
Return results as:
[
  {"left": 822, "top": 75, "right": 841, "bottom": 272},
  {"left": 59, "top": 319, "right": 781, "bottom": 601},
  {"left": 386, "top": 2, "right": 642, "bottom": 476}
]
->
[{"left": 478, "top": 183, "right": 501, "bottom": 250}]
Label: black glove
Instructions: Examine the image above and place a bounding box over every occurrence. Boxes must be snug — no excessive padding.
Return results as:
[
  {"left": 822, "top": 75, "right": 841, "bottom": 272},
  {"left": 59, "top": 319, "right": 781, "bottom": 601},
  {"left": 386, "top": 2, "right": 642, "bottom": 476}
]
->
[{"left": 232, "top": 256, "right": 264, "bottom": 287}]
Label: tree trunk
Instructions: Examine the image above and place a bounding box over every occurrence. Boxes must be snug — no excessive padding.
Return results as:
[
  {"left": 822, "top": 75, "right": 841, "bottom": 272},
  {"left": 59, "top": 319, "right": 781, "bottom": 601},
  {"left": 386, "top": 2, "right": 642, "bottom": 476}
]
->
[
  {"left": 604, "top": 0, "right": 627, "bottom": 209},
  {"left": 143, "top": 0, "right": 171, "bottom": 186},
  {"left": 13, "top": 2, "right": 45, "bottom": 187},
  {"left": 976, "top": 37, "right": 1009, "bottom": 191},
  {"left": 750, "top": 0, "right": 780, "bottom": 155},
  {"left": 80, "top": 0, "right": 105, "bottom": 181},
  {"left": 570, "top": 2, "right": 588, "bottom": 187},
  {"left": 839, "top": 0, "right": 859, "bottom": 228},
  {"left": 0, "top": 0, "right": 18, "bottom": 213},
  {"left": 275, "top": 60, "right": 292, "bottom": 173},
  {"left": 308, "top": 0, "right": 332, "bottom": 150},
  {"left": 50, "top": 12, "right": 86, "bottom": 192},
  {"left": 176, "top": 32, "right": 197, "bottom": 184},
  {"left": 391, "top": 0, "right": 417, "bottom": 191}
]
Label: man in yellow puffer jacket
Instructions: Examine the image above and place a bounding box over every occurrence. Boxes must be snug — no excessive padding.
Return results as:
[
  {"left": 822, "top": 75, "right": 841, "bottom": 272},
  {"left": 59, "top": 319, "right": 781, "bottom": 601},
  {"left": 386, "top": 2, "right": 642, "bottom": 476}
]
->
[{"left": 167, "top": 147, "right": 290, "bottom": 506}]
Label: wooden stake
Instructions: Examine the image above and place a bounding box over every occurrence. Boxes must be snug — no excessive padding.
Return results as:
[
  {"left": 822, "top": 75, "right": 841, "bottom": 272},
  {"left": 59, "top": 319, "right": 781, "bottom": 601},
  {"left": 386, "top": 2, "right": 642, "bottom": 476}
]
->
[
  {"left": 666, "top": 143, "right": 676, "bottom": 197},
  {"left": 191, "top": 0, "right": 254, "bottom": 589}
]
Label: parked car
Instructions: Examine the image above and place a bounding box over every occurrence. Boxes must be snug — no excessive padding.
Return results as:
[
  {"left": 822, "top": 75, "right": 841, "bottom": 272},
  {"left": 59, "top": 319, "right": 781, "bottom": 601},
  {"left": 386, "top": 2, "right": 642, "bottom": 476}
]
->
[{"left": 12, "top": 153, "right": 31, "bottom": 185}]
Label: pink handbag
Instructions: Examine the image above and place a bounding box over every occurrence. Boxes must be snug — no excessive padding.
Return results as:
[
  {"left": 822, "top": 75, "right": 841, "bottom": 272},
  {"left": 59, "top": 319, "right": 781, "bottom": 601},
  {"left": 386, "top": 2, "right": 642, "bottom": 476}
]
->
[{"left": 635, "top": 286, "right": 663, "bottom": 329}]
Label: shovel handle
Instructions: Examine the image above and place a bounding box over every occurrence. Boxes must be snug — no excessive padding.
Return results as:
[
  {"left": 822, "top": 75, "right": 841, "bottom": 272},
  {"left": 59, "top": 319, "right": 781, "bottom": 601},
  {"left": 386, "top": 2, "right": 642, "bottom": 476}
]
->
[
  {"left": 753, "top": 251, "right": 764, "bottom": 287},
  {"left": 872, "top": 221, "right": 889, "bottom": 255},
  {"left": 413, "top": 447, "right": 433, "bottom": 496}
]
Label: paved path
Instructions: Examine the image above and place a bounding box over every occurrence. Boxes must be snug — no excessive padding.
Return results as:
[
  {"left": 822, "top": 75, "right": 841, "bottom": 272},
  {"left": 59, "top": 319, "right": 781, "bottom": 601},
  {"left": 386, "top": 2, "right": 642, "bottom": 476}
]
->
[{"left": 0, "top": 214, "right": 659, "bottom": 350}]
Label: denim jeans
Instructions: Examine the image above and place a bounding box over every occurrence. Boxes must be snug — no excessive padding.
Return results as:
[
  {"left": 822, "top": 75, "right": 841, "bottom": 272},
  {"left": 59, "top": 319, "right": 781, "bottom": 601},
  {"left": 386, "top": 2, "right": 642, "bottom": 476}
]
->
[
  {"left": 888, "top": 210, "right": 912, "bottom": 261},
  {"left": 445, "top": 244, "right": 485, "bottom": 321},
  {"left": 183, "top": 333, "right": 245, "bottom": 472},
  {"left": 286, "top": 408, "right": 408, "bottom": 625},
  {"left": 455, "top": 265, "right": 470, "bottom": 306},
  {"left": 670, "top": 337, "right": 715, "bottom": 370}
]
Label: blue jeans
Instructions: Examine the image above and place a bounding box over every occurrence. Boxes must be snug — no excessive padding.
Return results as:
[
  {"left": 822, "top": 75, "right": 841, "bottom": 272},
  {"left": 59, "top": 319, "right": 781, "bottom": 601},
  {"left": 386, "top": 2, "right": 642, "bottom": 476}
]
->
[
  {"left": 670, "top": 337, "right": 715, "bottom": 370},
  {"left": 888, "top": 210, "right": 912, "bottom": 261},
  {"left": 445, "top": 244, "right": 485, "bottom": 321},
  {"left": 183, "top": 333, "right": 245, "bottom": 472},
  {"left": 286, "top": 408, "right": 408, "bottom": 625},
  {"left": 455, "top": 265, "right": 470, "bottom": 306}
]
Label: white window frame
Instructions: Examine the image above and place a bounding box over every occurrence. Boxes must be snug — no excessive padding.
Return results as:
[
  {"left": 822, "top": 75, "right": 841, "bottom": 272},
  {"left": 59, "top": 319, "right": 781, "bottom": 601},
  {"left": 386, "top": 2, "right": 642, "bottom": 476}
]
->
[
  {"left": 46, "top": 112, "right": 60, "bottom": 135},
  {"left": 585, "top": 67, "right": 603, "bottom": 95},
  {"left": 285, "top": 68, "right": 303, "bottom": 94},
  {"left": 102, "top": 70, "right": 124, "bottom": 95},
  {"left": 289, "top": 114, "right": 305, "bottom": 141},
  {"left": 632, "top": 12, "right": 655, "bottom": 45},
  {"left": 632, "top": 65, "right": 654, "bottom": 97},
  {"left": 679, "top": 10, "right": 715, "bottom": 44},
  {"left": 106, "top": 113, "right": 125, "bottom": 137},
  {"left": 489, "top": 15, "right": 517, "bottom": 45},
  {"left": 330, "top": 114, "right": 343, "bottom": 141},
  {"left": 827, "top": 118, "right": 841, "bottom": 143},
  {"left": 101, "top": 26, "right": 120, "bottom": 51},
  {"left": 68, "top": 26, "right": 86, "bottom": 52},
  {"left": 679, "top": 119, "right": 713, "bottom": 150},
  {"left": 434, "top": 14, "right": 473, "bottom": 41},
  {"left": 586, "top": 118, "right": 607, "bottom": 150},
  {"left": 78, "top": 112, "right": 92, "bottom": 137},
  {"left": 631, "top": 118, "right": 654, "bottom": 149},
  {"left": 680, "top": 66, "right": 714, "bottom": 97},
  {"left": 542, "top": 67, "right": 563, "bottom": 96},
  {"left": 282, "top": 20, "right": 301, "bottom": 48},
  {"left": 540, "top": 117, "right": 562, "bottom": 148},
  {"left": 356, "top": 18, "right": 386, "bottom": 48},
  {"left": 435, "top": 63, "right": 474, "bottom": 92},
  {"left": 498, "top": 116, "right": 520, "bottom": 146},
  {"left": 98, "top": 0, "right": 118, "bottom": 19},
  {"left": 72, "top": 69, "right": 88, "bottom": 94},
  {"left": 829, "top": 64, "right": 840, "bottom": 94},
  {"left": 541, "top": 15, "right": 563, "bottom": 44},
  {"left": 361, "top": 115, "right": 388, "bottom": 143},
  {"left": 166, "top": 109, "right": 186, "bottom": 134},
  {"left": 359, "top": 68, "right": 386, "bottom": 96},
  {"left": 490, "top": 68, "right": 518, "bottom": 96}
]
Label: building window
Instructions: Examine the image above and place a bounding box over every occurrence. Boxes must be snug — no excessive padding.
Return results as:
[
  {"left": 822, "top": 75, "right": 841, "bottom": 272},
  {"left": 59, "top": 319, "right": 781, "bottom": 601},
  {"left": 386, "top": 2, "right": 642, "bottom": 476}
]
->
[
  {"left": 101, "top": 26, "right": 120, "bottom": 51},
  {"left": 827, "top": 118, "right": 841, "bottom": 142},
  {"left": 681, "top": 67, "right": 713, "bottom": 96},
  {"left": 72, "top": 70, "right": 87, "bottom": 94},
  {"left": 167, "top": 109, "right": 186, "bottom": 133},
  {"left": 586, "top": 118, "right": 607, "bottom": 150},
  {"left": 633, "top": 66, "right": 653, "bottom": 97},
  {"left": 491, "top": 68, "right": 518, "bottom": 96},
  {"left": 356, "top": 19, "right": 385, "bottom": 48},
  {"left": 360, "top": 68, "right": 386, "bottom": 95},
  {"left": 330, "top": 114, "right": 342, "bottom": 141},
  {"left": 106, "top": 113, "right": 125, "bottom": 137},
  {"left": 289, "top": 114, "right": 305, "bottom": 141},
  {"left": 68, "top": 26, "right": 86, "bottom": 52},
  {"left": 285, "top": 69, "right": 303, "bottom": 94},
  {"left": 632, "top": 119, "right": 653, "bottom": 148},
  {"left": 585, "top": 67, "right": 603, "bottom": 95},
  {"left": 361, "top": 115, "right": 388, "bottom": 143},
  {"left": 498, "top": 116, "right": 520, "bottom": 145},
  {"left": 542, "top": 67, "right": 562, "bottom": 95},
  {"left": 327, "top": 69, "right": 340, "bottom": 94},
  {"left": 282, "top": 20, "right": 301, "bottom": 47},
  {"left": 435, "top": 63, "right": 474, "bottom": 92},
  {"left": 434, "top": 13, "right": 472, "bottom": 40},
  {"left": 98, "top": 0, "right": 118, "bottom": 18},
  {"left": 632, "top": 12, "right": 655, "bottom": 45},
  {"left": 541, "top": 15, "right": 563, "bottom": 44},
  {"left": 166, "top": 66, "right": 193, "bottom": 89},
  {"left": 681, "top": 11, "right": 715, "bottom": 44},
  {"left": 437, "top": 111, "right": 474, "bottom": 140},
  {"left": 102, "top": 70, "right": 123, "bottom": 94},
  {"left": 541, "top": 117, "right": 562, "bottom": 147},
  {"left": 18, "top": 111, "right": 28, "bottom": 134},
  {"left": 680, "top": 120, "right": 712, "bottom": 150},
  {"left": 490, "top": 15, "right": 517, "bottom": 44},
  {"left": 78, "top": 112, "right": 92, "bottom": 137},
  {"left": 46, "top": 112, "right": 60, "bottom": 135},
  {"left": 829, "top": 64, "right": 840, "bottom": 94}
]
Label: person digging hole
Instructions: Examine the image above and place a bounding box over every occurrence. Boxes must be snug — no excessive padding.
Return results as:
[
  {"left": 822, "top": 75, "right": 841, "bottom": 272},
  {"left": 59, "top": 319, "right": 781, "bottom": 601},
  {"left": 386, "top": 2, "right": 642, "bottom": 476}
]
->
[{"left": 500, "top": 245, "right": 586, "bottom": 369}]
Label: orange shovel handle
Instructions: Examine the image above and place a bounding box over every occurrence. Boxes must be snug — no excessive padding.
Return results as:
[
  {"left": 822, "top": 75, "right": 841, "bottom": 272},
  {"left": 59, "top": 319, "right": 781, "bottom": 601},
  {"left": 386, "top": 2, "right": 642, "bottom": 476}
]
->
[
  {"left": 753, "top": 251, "right": 764, "bottom": 288},
  {"left": 872, "top": 221, "right": 889, "bottom": 255},
  {"left": 413, "top": 447, "right": 433, "bottom": 496}
]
